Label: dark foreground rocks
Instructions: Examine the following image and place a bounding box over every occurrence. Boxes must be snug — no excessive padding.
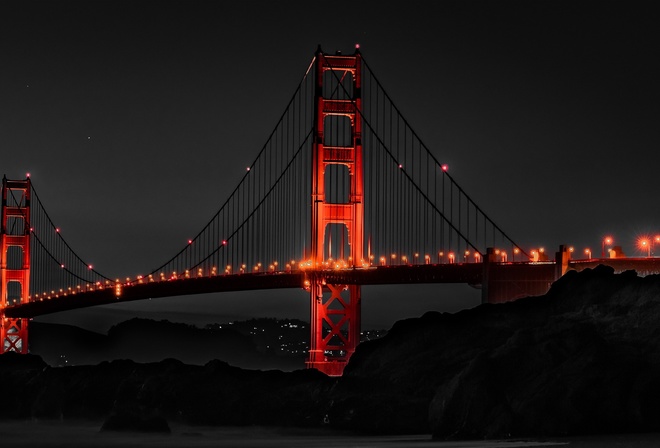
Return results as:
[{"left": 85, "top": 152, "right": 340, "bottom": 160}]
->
[
  {"left": 3, "top": 266, "right": 660, "bottom": 439},
  {"left": 335, "top": 265, "right": 660, "bottom": 439},
  {"left": 0, "top": 355, "right": 332, "bottom": 428}
]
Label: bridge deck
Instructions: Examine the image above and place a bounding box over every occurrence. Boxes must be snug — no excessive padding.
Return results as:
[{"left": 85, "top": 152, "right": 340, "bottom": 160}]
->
[
  {"left": 7, "top": 258, "right": 660, "bottom": 319},
  {"left": 4, "top": 264, "right": 484, "bottom": 318}
]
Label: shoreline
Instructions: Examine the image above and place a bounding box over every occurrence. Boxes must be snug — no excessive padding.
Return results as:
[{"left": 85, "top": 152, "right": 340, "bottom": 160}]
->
[{"left": 3, "top": 420, "right": 659, "bottom": 447}]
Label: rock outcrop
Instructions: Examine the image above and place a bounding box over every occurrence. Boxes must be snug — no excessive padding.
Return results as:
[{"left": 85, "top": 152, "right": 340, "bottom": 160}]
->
[
  {"left": 332, "top": 266, "right": 660, "bottom": 438},
  {"left": 0, "top": 356, "right": 332, "bottom": 427}
]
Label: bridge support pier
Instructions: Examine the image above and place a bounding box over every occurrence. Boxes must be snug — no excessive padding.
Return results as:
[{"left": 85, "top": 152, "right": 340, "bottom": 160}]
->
[
  {"left": 0, "top": 176, "right": 31, "bottom": 354},
  {"left": 555, "top": 244, "right": 570, "bottom": 279},
  {"left": 482, "top": 245, "right": 570, "bottom": 304}
]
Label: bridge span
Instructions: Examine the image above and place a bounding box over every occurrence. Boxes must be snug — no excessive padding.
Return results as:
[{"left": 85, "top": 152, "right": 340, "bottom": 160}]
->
[{"left": 8, "top": 247, "right": 660, "bottom": 319}]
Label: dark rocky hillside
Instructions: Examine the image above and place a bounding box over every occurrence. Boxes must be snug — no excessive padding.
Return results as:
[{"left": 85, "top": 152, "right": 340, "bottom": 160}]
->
[
  {"left": 4, "top": 266, "right": 660, "bottom": 439},
  {"left": 0, "top": 354, "right": 332, "bottom": 427},
  {"left": 331, "top": 265, "right": 660, "bottom": 438},
  {"left": 29, "top": 317, "right": 307, "bottom": 371}
]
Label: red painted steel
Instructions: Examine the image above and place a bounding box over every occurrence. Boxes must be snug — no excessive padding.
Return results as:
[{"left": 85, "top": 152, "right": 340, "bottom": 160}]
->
[
  {"left": 0, "top": 176, "right": 30, "bottom": 354},
  {"left": 308, "top": 47, "right": 364, "bottom": 376}
]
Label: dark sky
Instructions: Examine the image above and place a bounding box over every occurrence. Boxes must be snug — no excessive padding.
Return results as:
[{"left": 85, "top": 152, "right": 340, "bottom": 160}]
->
[{"left": 1, "top": 1, "right": 658, "bottom": 332}]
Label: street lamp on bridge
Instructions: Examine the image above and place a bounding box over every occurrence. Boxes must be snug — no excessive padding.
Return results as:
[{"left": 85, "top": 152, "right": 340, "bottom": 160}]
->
[
  {"left": 602, "top": 236, "right": 613, "bottom": 258},
  {"left": 585, "top": 248, "right": 592, "bottom": 259},
  {"left": 639, "top": 238, "right": 651, "bottom": 258}
]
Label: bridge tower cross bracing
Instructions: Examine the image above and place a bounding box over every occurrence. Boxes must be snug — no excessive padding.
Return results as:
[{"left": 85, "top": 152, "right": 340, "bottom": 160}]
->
[
  {"left": 307, "top": 47, "right": 363, "bottom": 376},
  {"left": 0, "top": 176, "right": 31, "bottom": 354}
]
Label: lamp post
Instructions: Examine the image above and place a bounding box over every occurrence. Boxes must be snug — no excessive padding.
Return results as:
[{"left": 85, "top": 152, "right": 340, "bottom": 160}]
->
[
  {"left": 585, "top": 248, "right": 591, "bottom": 260},
  {"left": 602, "top": 236, "right": 613, "bottom": 258}
]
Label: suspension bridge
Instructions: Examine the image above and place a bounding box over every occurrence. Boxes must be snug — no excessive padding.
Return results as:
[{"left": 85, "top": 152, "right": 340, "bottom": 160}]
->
[{"left": 2, "top": 47, "right": 658, "bottom": 376}]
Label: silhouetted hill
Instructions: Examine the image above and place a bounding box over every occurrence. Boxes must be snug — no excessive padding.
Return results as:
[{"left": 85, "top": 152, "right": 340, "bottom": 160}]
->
[
  {"left": 106, "top": 318, "right": 258, "bottom": 366},
  {"left": 205, "top": 318, "right": 309, "bottom": 358},
  {"left": 6, "top": 266, "right": 660, "bottom": 439},
  {"left": 30, "top": 318, "right": 307, "bottom": 370},
  {"left": 0, "top": 354, "right": 332, "bottom": 426},
  {"left": 30, "top": 322, "right": 107, "bottom": 366}
]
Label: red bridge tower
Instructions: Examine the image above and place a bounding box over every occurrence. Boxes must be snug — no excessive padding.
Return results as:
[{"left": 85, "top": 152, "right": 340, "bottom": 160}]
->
[
  {"left": 0, "top": 176, "right": 31, "bottom": 354},
  {"left": 307, "top": 47, "right": 364, "bottom": 376}
]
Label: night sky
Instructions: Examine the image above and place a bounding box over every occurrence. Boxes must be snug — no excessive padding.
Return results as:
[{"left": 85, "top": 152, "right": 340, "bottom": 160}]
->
[{"left": 1, "top": 1, "right": 658, "bottom": 332}]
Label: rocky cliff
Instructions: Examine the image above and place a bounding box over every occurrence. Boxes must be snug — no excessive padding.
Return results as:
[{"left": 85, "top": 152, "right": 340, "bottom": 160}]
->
[{"left": 333, "top": 265, "right": 660, "bottom": 438}]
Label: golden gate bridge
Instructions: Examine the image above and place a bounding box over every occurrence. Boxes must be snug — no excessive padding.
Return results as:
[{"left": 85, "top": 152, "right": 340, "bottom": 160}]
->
[{"left": 3, "top": 47, "right": 659, "bottom": 376}]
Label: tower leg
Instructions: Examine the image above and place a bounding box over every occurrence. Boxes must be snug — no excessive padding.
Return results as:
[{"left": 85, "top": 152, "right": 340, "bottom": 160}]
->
[
  {"left": 307, "top": 279, "right": 361, "bottom": 376},
  {"left": 1, "top": 317, "right": 28, "bottom": 354}
]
